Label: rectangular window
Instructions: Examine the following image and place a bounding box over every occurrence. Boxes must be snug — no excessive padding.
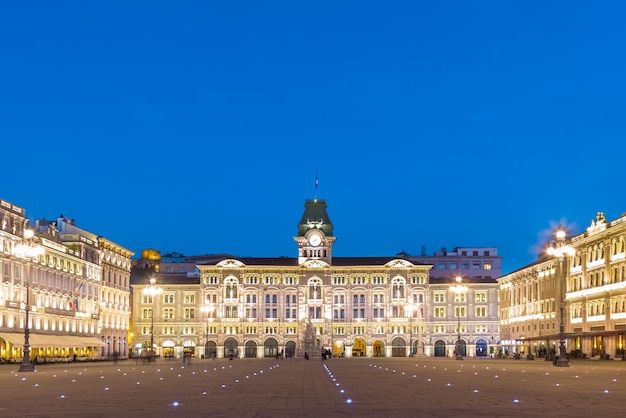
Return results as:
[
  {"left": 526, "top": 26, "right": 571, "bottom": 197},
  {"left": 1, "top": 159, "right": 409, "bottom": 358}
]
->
[
  {"left": 462, "top": 263, "right": 469, "bottom": 270},
  {"left": 163, "top": 308, "right": 174, "bottom": 319},
  {"left": 438, "top": 263, "right": 446, "bottom": 270},
  {"left": 484, "top": 262, "right": 492, "bottom": 270},
  {"left": 454, "top": 306, "right": 466, "bottom": 317},
  {"left": 434, "top": 307, "right": 445, "bottom": 318},
  {"left": 449, "top": 263, "right": 457, "bottom": 270},
  {"left": 475, "top": 292, "right": 487, "bottom": 302},
  {"left": 184, "top": 308, "right": 195, "bottom": 319},
  {"left": 472, "top": 262, "right": 481, "bottom": 270},
  {"left": 476, "top": 306, "right": 487, "bottom": 317}
]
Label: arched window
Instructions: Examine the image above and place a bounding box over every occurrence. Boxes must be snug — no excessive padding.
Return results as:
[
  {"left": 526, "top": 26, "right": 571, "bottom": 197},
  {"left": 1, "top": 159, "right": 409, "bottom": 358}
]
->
[
  {"left": 308, "top": 278, "right": 322, "bottom": 300},
  {"left": 224, "top": 277, "right": 238, "bottom": 299},
  {"left": 391, "top": 276, "right": 405, "bottom": 300}
]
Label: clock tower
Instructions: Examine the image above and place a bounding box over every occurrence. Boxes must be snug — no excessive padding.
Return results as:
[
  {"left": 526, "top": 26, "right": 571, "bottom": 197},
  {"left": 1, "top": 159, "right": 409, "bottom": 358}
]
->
[{"left": 295, "top": 199, "right": 336, "bottom": 265}]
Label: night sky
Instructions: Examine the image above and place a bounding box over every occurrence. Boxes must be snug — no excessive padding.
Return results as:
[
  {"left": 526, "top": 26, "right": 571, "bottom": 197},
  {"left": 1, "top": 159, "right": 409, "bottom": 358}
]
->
[{"left": 2, "top": 1, "right": 625, "bottom": 274}]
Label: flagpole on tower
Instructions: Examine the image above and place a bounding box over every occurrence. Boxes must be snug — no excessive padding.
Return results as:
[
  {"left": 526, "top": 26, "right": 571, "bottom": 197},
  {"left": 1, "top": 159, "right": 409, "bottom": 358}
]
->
[{"left": 315, "top": 166, "right": 319, "bottom": 199}]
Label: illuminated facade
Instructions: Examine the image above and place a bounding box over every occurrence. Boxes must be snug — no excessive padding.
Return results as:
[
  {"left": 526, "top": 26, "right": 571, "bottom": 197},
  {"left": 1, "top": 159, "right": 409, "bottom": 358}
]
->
[
  {"left": 55, "top": 218, "right": 133, "bottom": 358},
  {"left": 0, "top": 198, "right": 132, "bottom": 362},
  {"left": 498, "top": 211, "right": 626, "bottom": 360},
  {"left": 132, "top": 198, "right": 500, "bottom": 359}
]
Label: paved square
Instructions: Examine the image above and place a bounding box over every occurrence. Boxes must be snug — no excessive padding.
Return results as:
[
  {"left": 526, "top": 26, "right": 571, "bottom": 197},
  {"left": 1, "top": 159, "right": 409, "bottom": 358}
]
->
[{"left": 1, "top": 358, "right": 624, "bottom": 417}]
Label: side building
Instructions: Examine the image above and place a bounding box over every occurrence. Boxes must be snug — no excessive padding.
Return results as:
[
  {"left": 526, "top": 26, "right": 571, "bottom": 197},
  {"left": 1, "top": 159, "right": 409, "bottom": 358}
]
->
[
  {"left": 498, "top": 211, "right": 626, "bottom": 360},
  {"left": 55, "top": 217, "right": 133, "bottom": 359},
  {"left": 132, "top": 198, "right": 500, "bottom": 359},
  {"left": 0, "top": 198, "right": 132, "bottom": 363}
]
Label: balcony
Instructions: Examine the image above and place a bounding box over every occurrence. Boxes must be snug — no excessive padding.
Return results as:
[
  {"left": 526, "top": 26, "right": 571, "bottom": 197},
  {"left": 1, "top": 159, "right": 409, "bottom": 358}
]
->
[{"left": 44, "top": 307, "right": 77, "bottom": 317}]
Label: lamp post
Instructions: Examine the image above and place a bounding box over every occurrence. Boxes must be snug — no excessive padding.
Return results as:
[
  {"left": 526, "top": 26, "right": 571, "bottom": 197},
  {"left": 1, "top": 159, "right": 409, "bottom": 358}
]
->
[
  {"left": 143, "top": 278, "right": 162, "bottom": 357},
  {"left": 201, "top": 303, "right": 214, "bottom": 357},
  {"left": 12, "top": 229, "right": 44, "bottom": 372},
  {"left": 416, "top": 302, "right": 423, "bottom": 358},
  {"left": 547, "top": 226, "right": 575, "bottom": 367},
  {"left": 407, "top": 302, "right": 422, "bottom": 357},
  {"left": 451, "top": 276, "right": 468, "bottom": 360}
]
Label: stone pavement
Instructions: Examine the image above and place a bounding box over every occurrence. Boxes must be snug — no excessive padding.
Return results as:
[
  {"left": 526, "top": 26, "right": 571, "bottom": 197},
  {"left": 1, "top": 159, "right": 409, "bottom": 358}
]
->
[{"left": 1, "top": 357, "right": 625, "bottom": 417}]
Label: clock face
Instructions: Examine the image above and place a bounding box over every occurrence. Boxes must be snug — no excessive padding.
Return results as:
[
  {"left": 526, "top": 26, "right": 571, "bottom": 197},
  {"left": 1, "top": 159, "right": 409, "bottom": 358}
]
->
[{"left": 309, "top": 234, "right": 322, "bottom": 247}]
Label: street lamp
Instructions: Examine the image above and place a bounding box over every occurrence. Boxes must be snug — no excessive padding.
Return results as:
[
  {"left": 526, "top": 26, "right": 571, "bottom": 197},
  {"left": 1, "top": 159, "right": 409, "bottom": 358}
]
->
[
  {"left": 12, "top": 229, "right": 44, "bottom": 372},
  {"left": 407, "top": 302, "right": 422, "bottom": 357},
  {"left": 451, "top": 276, "right": 468, "bottom": 360},
  {"left": 143, "top": 278, "right": 162, "bottom": 358},
  {"left": 547, "top": 226, "right": 575, "bottom": 367},
  {"left": 200, "top": 303, "right": 215, "bottom": 357}
]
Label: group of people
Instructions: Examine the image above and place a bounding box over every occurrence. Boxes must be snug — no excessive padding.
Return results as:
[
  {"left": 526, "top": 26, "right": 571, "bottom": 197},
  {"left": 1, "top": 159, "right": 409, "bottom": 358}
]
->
[
  {"left": 321, "top": 348, "right": 332, "bottom": 360},
  {"left": 140, "top": 350, "right": 155, "bottom": 364}
]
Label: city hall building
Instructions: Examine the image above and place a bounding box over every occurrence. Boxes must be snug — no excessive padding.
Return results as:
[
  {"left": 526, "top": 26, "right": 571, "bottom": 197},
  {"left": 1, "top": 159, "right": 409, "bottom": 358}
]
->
[{"left": 132, "top": 198, "right": 500, "bottom": 359}]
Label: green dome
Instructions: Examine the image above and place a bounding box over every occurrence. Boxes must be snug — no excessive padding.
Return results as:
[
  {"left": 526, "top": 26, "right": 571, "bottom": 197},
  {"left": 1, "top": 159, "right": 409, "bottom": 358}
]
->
[{"left": 297, "top": 199, "right": 334, "bottom": 237}]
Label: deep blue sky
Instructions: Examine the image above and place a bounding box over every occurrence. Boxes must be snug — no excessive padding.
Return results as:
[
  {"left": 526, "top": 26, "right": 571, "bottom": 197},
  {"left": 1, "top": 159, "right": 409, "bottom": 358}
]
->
[{"left": 2, "top": 1, "right": 625, "bottom": 274}]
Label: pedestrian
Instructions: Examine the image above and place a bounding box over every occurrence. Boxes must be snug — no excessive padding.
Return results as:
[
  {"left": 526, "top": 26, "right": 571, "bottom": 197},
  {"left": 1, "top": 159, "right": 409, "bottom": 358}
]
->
[
  {"left": 73, "top": 353, "right": 77, "bottom": 363},
  {"left": 304, "top": 352, "right": 309, "bottom": 360}
]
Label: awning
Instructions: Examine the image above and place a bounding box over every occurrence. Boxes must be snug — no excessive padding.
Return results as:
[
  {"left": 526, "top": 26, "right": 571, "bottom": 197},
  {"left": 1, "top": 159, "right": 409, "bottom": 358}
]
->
[
  {"left": 76, "top": 336, "right": 107, "bottom": 347},
  {"left": 567, "top": 330, "right": 623, "bottom": 338},
  {"left": 0, "top": 332, "right": 24, "bottom": 346},
  {"left": 0, "top": 333, "right": 107, "bottom": 348}
]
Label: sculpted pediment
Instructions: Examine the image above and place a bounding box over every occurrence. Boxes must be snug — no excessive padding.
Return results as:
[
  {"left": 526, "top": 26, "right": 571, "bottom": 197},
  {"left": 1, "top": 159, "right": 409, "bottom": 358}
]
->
[
  {"left": 300, "top": 259, "right": 330, "bottom": 269},
  {"left": 216, "top": 259, "right": 246, "bottom": 268},
  {"left": 384, "top": 259, "right": 414, "bottom": 268}
]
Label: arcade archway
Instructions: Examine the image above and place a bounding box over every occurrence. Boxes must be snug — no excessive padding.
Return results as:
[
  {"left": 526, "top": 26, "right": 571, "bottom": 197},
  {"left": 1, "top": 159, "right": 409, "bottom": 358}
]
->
[
  {"left": 264, "top": 337, "right": 278, "bottom": 358},
  {"left": 391, "top": 337, "right": 406, "bottom": 357},
  {"left": 352, "top": 337, "right": 366, "bottom": 357},
  {"left": 224, "top": 338, "right": 238, "bottom": 358},
  {"left": 373, "top": 340, "right": 385, "bottom": 357},
  {"left": 245, "top": 340, "right": 257, "bottom": 358}
]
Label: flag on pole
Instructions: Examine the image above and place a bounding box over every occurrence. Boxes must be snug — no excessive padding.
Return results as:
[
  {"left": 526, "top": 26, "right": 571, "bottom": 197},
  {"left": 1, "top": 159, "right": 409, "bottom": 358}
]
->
[
  {"left": 315, "top": 166, "right": 319, "bottom": 189},
  {"left": 68, "top": 282, "right": 84, "bottom": 310}
]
